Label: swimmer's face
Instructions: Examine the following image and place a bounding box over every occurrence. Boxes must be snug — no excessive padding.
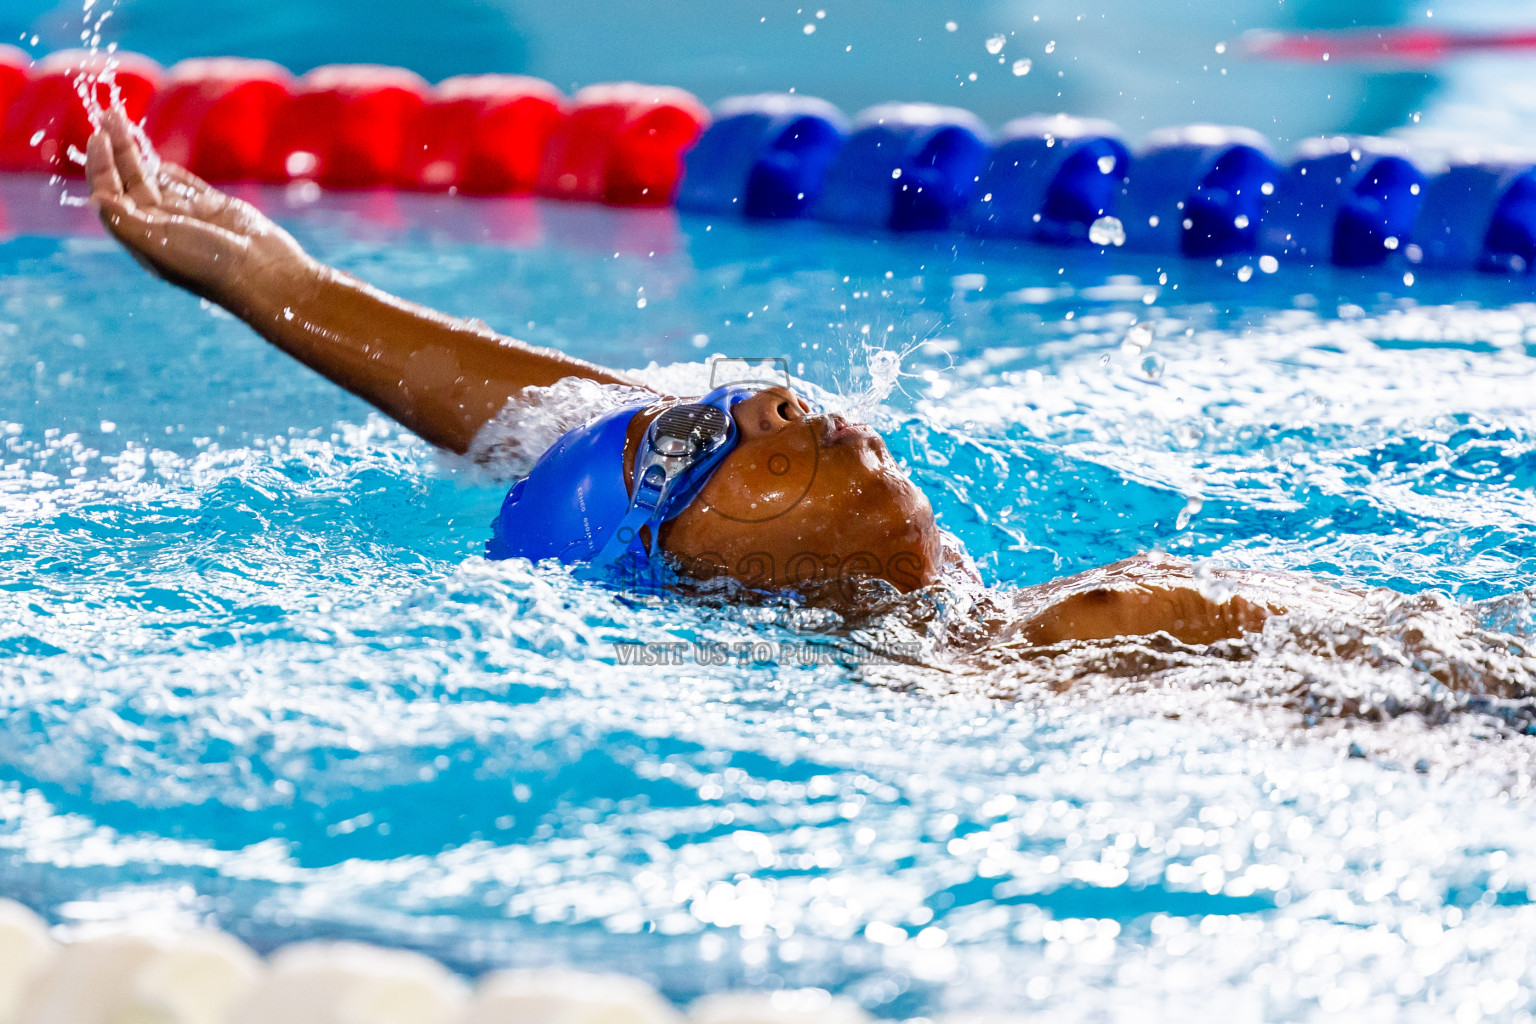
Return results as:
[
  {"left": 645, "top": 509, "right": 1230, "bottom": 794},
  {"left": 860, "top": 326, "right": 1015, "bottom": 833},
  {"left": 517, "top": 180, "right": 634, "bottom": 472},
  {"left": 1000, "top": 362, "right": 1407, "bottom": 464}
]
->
[{"left": 657, "top": 387, "right": 942, "bottom": 595}]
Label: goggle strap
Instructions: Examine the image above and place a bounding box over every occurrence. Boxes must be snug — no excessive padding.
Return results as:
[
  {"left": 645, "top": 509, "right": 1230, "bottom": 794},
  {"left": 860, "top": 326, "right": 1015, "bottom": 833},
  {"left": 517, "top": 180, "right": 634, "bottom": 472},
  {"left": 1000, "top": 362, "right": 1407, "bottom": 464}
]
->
[
  {"left": 590, "top": 386, "right": 757, "bottom": 569},
  {"left": 594, "top": 501, "right": 664, "bottom": 564}
]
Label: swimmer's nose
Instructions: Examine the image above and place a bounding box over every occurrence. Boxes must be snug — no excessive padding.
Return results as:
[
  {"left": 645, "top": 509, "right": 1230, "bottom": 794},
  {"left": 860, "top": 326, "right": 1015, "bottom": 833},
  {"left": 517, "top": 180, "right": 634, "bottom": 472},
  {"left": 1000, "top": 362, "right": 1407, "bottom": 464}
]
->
[{"left": 734, "top": 387, "right": 812, "bottom": 438}]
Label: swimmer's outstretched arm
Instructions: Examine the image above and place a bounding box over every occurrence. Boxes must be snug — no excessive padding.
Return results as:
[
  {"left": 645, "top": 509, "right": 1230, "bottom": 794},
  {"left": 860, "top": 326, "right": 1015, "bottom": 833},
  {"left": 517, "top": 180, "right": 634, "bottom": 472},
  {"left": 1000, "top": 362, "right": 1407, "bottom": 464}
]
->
[{"left": 86, "top": 111, "right": 647, "bottom": 454}]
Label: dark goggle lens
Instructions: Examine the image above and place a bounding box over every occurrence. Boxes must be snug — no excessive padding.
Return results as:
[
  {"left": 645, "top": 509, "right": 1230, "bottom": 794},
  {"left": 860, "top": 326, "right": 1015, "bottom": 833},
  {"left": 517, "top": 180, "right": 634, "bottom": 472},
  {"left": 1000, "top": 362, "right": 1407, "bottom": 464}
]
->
[{"left": 652, "top": 404, "right": 730, "bottom": 456}]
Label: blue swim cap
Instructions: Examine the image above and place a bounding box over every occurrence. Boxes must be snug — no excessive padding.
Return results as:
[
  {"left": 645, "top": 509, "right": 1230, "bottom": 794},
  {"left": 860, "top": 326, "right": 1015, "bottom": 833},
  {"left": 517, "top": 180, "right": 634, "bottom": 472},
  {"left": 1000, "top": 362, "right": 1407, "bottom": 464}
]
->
[{"left": 487, "top": 385, "right": 760, "bottom": 567}]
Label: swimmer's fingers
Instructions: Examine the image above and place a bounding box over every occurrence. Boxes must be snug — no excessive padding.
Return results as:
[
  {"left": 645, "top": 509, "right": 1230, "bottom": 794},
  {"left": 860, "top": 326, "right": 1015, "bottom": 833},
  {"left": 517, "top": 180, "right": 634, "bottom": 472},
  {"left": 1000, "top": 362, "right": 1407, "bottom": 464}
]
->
[
  {"left": 86, "top": 129, "right": 124, "bottom": 205},
  {"left": 157, "top": 161, "right": 212, "bottom": 196},
  {"left": 156, "top": 161, "right": 221, "bottom": 215},
  {"left": 155, "top": 160, "right": 274, "bottom": 236},
  {"left": 103, "top": 108, "right": 161, "bottom": 208}
]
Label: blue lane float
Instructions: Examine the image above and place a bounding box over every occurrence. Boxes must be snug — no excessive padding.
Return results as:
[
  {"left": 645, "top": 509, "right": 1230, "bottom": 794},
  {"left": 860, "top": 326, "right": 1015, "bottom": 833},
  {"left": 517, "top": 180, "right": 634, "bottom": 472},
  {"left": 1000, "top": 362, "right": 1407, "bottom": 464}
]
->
[
  {"left": 1263, "top": 136, "right": 1425, "bottom": 268},
  {"left": 813, "top": 102, "right": 989, "bottom": 232},
  {"left": 964, "top": 114, "right": 1130, "bottom": 245},
  {"left": 1414, "top": 161, "right": 1536, "bottom": 273},
  {"left": 676, "top": 93, "right": 847, "bottom": 220},
  {"left": 1119, "top": 124, "right": 1279, "bottom": 258}
]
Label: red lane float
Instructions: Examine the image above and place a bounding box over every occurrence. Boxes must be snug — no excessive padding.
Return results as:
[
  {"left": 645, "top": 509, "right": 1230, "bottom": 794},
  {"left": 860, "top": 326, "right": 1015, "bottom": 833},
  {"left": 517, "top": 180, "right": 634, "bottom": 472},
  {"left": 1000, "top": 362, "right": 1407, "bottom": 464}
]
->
[
  {"left": 0, "top": 46, "right": 27, "bottom": 128},
  {"left": 147, "top": 58, "right": 292, "bottom": 182},
  {"left": 260, "top": 64, "right": 427, "bottom": 188},
  {"left": 0, "top": 50, "right": 160, "bottom": 175},
  {"left": 537, "top": 83, "right": 708, "bottom": 206},
  {"left": 399, "top": 74, "right": 564, "bottom": 193}
]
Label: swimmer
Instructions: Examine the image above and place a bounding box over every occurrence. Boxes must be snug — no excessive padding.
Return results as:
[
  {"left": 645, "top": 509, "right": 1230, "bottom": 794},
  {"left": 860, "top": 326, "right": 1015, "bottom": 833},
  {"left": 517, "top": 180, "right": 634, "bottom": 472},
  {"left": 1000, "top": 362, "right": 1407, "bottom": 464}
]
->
[{"left": 81, "top": 110, "right": 1356, "bottom": 653}]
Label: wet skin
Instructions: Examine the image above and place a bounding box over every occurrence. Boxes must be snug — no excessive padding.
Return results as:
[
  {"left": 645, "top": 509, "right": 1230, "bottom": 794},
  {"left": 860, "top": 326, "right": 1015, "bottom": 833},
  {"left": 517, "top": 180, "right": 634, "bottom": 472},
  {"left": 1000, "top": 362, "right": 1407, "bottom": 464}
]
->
[
  {"left": 625, "top": 388, "right": 944, "bottom": 594},
  {"left": 85, "top": 111, "right": 1279, "bottom": 644}
]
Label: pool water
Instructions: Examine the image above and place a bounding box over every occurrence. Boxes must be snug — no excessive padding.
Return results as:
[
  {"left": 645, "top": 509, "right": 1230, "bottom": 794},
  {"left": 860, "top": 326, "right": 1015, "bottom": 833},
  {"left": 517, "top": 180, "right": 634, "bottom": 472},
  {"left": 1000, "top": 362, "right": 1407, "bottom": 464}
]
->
[{"left": 5, "top": 172, "right": 1536, "bottom": 1021}]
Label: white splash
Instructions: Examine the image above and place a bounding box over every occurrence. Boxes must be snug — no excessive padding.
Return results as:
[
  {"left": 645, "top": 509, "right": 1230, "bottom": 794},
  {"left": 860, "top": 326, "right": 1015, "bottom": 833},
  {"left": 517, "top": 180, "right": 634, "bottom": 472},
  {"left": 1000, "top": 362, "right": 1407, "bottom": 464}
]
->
[
  {"left": 1088, "top": 215, "right": 1125, "bottom": 247},
  {"left": 466, "top": 377, "right": 655, "bottom": 480}
]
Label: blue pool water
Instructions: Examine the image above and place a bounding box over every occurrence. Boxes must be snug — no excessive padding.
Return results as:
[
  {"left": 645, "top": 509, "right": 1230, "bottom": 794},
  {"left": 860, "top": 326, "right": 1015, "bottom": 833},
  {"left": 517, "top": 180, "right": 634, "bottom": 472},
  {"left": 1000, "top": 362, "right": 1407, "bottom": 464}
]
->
[{"left": 6, "top": 168, "right": 1536, "bottom": 1021}]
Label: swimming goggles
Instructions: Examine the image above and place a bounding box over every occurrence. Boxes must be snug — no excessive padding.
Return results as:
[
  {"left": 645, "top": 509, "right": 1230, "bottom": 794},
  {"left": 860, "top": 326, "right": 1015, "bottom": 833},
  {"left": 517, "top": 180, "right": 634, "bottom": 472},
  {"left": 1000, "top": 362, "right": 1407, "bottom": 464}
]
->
[{"left": 590, "top": 385, "right": 755, "bottom": 566}]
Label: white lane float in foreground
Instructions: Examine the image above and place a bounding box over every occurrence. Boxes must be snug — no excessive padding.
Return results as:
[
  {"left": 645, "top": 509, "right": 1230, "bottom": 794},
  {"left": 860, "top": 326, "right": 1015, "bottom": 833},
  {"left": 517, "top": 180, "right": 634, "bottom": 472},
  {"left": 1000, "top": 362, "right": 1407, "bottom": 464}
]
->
[{"left": 0, "top": 899, "right": 899, "bottom": 1024}]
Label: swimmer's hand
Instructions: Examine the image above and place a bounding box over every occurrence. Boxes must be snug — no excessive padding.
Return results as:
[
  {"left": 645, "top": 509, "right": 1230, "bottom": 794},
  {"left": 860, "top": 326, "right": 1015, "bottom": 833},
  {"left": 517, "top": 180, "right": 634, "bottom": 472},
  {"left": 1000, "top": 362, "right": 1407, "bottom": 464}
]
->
[
  {"left": 1012, "top": 556, "right": 1278, "bottom": 647},
  {"left": 87, "top": 109, "right": 316, "bottom": 318}
]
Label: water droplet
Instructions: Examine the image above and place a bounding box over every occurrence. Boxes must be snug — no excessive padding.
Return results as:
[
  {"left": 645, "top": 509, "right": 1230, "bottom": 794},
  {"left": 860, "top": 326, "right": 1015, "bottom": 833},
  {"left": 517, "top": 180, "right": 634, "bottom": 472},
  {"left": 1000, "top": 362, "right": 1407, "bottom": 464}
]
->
[
  {"left": 1214, "top": 41, "right": 1227, "bottom": 54},
  {"left": 28, "top": 130, "right": 44, "bottom": 147},
  {"left": 804, "top": 23, "right": 816, "bottom": 34},
  {"left": 1403, "top": 272, "right": 1415, "bottom": 287},
  {"left": 891, "top": 167, "right": 902, "bottom": 179},
  {"left": 945, "top": 20, "right": 958, "bottom": 32},
  {"left": 1259, "top": 255, "right": 1279, "bottom": 274},
  {"left": 1175, "top": 495, "right": 1203, "bottom": 530},
  {"left": 867, "top": 349, "right": 902, "bottom": 401},
  {"left": 637, "top": 297, "right": 648, "bottom": 308},
  {"left": 1088, "top": 216, "right": 1125, "bottom": 247},
  {"left": 1237, "top": 265, "right": 1254, "bottom": 282},
  {"left": 1383, "top": 236, "right": 1399, "bottom": 251},
  {"left": 1261, "top": 181, "right": 1275, "bottom": 196},
  {"left": 1121, "top": 323, "right": 1153, "bottom": 352},
  {"left": 1139, "top": 352, "right": 1166, "bottom": 380},
  {"left": 1045, "top": 40, "right": 1056, "bottom": 53},
  {"left": 1175, "top": 424, "right": 1204, "bottom": 449},
  {"left": 1097, "top": 155, "right": 1116, "bottom": 174},
  {"left": 1012, "top": 59, "right": 1032, "bottom": 76},
  {"left": 1233, "top": 214, "right": 1250, "bottom": 229},
  {"left": 986, "top": 34, "right": 1006, "bottom": 54}
]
